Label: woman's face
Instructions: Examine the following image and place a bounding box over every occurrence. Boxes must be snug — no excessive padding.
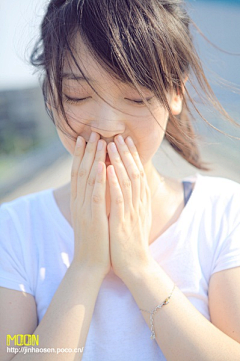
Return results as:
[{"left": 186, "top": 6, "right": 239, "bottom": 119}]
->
[{"left": 51, "top": 39, "right": 182, "bottom": 169}]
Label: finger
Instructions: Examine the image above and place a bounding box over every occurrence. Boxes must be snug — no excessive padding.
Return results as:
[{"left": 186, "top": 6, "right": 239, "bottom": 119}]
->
[
  {"left": 125, "top": 136, "right": 149, "bottom": 204},
  {"left": 71, "top": 136, "right": 86, "bottom": 201},
  {"left": 107, "top": 165, "right": 124, "bottom": 220},
  {"left": 107, "top": 141, "right": 132, "bottom": 214},
  {"left": 77, "top": 132, "right": 100, "bottom": 206},
  {"left": 114, "top": 135, "right": 141, "bottom": 210},
  {"left": 85, "top": 139, "right": 107, "bottom": 202},
  {"left": 91, "top": 161, "right": 107, "bottom": 219}
]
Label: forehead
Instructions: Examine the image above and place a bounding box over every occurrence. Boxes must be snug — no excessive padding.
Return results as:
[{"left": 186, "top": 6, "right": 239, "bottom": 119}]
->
[
  {"left": 63, "top": 37, "right": 120, "bottom": 87},
  {"left": 62, "top": 36, "right": 153, "bottom": 96}
]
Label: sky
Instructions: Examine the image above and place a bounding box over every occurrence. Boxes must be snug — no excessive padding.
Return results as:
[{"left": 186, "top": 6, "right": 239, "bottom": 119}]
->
[
  {"left": 0, "top": 0, "right": 47, "bottom": 90},
  {"left": 0, "top": 0, "right": 240, "bottom": 92}
]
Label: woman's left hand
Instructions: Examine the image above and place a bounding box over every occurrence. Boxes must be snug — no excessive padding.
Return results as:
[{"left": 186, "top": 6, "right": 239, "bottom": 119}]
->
[{"left": 107, "top": 135, "right": 153, "bottom": 280}]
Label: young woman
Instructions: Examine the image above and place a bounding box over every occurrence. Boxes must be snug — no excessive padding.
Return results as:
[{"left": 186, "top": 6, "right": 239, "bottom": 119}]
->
[{"left": 0, "top": 0, "right": 240, "bottom": 360}]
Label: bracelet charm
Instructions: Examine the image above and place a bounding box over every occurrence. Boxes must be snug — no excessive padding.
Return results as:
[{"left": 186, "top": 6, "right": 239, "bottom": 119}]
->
[{"left": 140, "top": 283, "right": 176, "bottom": 340}]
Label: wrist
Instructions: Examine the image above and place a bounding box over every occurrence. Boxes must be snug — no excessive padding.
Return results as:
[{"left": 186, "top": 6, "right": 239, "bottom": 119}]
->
[
  {"left": 69, "top": 260, "right": 107, "bottom": 283},
  {"left": 118, "top": 254, "right": 157, "bottom": 284}
]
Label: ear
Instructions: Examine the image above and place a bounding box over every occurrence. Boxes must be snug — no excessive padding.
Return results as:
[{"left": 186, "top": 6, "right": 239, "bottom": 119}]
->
[
  {"left": 169, "top": 76, "right": 188, "bottom": 116},
  {"left": 169, "top": 92, "right": 183, "bottom": 116}
]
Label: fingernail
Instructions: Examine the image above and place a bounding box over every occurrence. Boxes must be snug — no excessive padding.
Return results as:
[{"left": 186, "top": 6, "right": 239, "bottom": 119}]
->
[
  {"left": 110, "top": 142, "right": 117, "bottom": 152},
  {"left": 117, "top": 135, "right": 124, "bottom": 144},
  {"left": 127, "top": 137, "right": 134, "bottom": 147},
  {"left": 77, "top": 136, "right": 82, "bottom": 147},
  {"left": 97, "top": 140, "right": 103, "bottom": 151},
  {"left": 89, "top": 132, "right": 97, "bottom": 142}
]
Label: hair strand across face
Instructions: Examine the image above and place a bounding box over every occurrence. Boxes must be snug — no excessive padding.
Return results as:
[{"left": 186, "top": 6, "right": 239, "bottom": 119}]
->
[{"left": 30, "top": 0, "right": 240, "bottom": 170}]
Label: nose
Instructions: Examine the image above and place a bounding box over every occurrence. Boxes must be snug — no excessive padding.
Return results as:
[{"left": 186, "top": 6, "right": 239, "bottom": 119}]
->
[{"left": 90, "top": 102, "right": 125, "bottom": 145}]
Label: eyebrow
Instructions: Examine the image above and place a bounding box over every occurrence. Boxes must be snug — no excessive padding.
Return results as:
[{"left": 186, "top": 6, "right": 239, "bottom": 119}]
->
[{"left": 62, "top": 73, "right": 92, "bottom": 81}]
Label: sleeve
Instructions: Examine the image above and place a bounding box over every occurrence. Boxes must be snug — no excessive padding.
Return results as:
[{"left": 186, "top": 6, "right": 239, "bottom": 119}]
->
[
  {"left": 211, "top": 221, "right": 240, "bottom": 275},
  {"left": 0, "top": 203, "right": 34, "bottom": 295},
  {"left": 211, "top": 180, "right": 240, "bottom": 275}
]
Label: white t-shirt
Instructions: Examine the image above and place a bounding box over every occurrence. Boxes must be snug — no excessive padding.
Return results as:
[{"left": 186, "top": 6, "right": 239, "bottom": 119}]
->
[{"left": 0, "top": 173, "right": 240, "bottom": 360}]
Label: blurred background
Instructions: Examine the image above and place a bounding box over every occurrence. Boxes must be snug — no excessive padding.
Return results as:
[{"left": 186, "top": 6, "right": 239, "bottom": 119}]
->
[{"left": 0, "top": 0, "right": 240, "bottom": 204}]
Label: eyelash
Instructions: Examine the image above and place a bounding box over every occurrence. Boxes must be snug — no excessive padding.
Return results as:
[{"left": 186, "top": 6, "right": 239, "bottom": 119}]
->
[
  {"left": 64, "top": 95, "right": 89, "bottom": 104},
  {"left": 63, "top": 95, "right": 154, "bottom": 105},
  {"left": 130, "top": 97, "right": 154, "bottom": 105}
]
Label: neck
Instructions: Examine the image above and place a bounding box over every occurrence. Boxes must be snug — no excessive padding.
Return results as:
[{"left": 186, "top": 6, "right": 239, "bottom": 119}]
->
[{"left": 144, "top": 161, "right": 165, "bottom": 199}]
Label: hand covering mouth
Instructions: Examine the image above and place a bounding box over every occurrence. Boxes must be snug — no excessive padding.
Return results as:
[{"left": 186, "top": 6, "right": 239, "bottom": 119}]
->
[{"left": 85, "top": 141, "right": 110, "bottom": 161}]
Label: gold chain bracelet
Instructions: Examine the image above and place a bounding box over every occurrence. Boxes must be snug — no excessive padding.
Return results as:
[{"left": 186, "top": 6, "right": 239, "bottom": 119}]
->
[{"left": 140, "top": 284, "right": 176, "bottom": 340}]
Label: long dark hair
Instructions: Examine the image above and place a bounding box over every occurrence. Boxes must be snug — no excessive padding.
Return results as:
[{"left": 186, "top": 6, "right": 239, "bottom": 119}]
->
[{"left": 30, "top": 0, "right": 238, "bottom": 170}]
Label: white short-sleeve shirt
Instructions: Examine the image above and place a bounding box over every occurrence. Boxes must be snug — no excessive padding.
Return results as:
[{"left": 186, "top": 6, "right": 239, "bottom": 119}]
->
[{"left": 0, "top": 173, "right": 240, "bottom": 360}]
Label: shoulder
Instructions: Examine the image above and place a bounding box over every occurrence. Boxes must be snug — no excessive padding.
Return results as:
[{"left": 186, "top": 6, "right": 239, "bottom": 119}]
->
[
  {"left": 195, "top": 174, "right": 240, "bottom": 210},
  {"left": 0, "top": 189, "right": 57, "bottom": 271},
  {"left": 0, "top": 190, "right": 54, "bottom": 296},
  {"left": 0, "top": 188, "right": 54, "bottom": 228},
  {"left": 196, "top": 173, "right": 240, "bottom": 195},
  {"left": 193, "top": 174, "right": 240, "bottom": 233},
  {"left": 186, "top": 175, "right": 240, "bottom": 276}
]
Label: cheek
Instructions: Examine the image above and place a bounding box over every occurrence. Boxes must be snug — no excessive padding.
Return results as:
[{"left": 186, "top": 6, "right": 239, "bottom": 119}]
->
[
  {"left": 153, "top": 106, "right": 169, "bottom": 130},
  {"left": 140, "top": 132, "right": 162, "bottom": 162},
  {"left": 64, "top": 106, "right": 89, "bottom": 131},
  {"left": 151, "top": 108, "right": 169, "bottom": 146},
  {"left": 52, "top": 107, "right": 87, "bottom": 156},
  {"left": 57, "top": 129, "right": 76, "bottom": 156},
  {"left": 138, "top": 109, "right": 169, "bottom": 161}
]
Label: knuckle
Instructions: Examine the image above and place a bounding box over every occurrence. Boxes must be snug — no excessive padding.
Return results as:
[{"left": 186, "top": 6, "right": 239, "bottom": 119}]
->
[
  {"left": 140, "top": 169, "right": 145, "bottom": 178},
  {"left": 87, "top": 177, "right": 95, "bottom": 186},
  {"left": 112, "top": 178, "right": 118, "bottom": 186},
  {"left": 71, "top": 169, "right": 78, "bottom": 179},
  {"left": 131, "top": 171, "right": 140, "bottom": 180},
  {"left": 122, "top": 179, "right": 131, "bottom": 188},
  {"left": 115, "top": 156, "right": 122, "bottom": 163},
  {"left": 92, "top": 194, "right": 103, "bottom": 204},
  {"left": 78, "top": 168, "right": 87, "bottom": 177},
  {"left": 96, "top": 176, "right": 104, "bottom": 184},
  {"left": 116, "top": 196, "right": 124, "bottom": 204}
]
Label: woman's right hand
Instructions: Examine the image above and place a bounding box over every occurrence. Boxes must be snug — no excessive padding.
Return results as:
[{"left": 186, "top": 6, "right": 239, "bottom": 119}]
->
[{"left": 70, "top": 131, "right": 110, "bottom": 277}]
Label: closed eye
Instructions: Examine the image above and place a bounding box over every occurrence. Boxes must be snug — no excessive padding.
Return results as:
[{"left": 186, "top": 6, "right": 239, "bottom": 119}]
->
[
  {"left": 126, "top": 96, "right": 154, "bottom": 105},
  {"left": 64, "top": 95, "right": 90, "bottom": 104}
]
